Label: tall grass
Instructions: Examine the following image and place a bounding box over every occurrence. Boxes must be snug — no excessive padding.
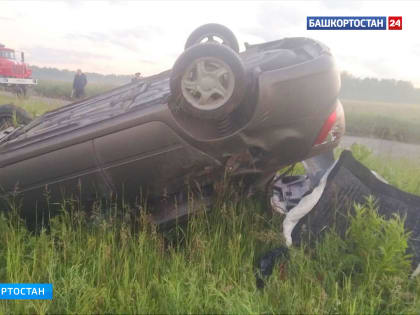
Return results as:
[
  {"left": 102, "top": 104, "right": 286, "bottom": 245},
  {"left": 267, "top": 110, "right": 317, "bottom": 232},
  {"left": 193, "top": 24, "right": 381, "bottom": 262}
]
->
[
  {"left": 0, "top": 147, "right": 419, "bottom": 313},
  {"left": 33, "top": 80, "right": 117, "bottom": 100},
  {"left": 0, "top": 80, "right": 116, "bottom": 117},
  {"left": 0, "top": 93, "right": 65, "bottom": 117},
  {"left": 344, "top": 143, "right": 420, "bottom": 195}
]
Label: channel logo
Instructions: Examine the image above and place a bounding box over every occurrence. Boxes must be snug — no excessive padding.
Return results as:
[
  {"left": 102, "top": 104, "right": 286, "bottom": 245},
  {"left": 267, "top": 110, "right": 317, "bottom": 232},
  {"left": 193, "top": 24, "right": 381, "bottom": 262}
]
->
[
  {"left": 307, "top": 16, "right": 402, "bottom": 30},
  {"left": 0, "top": 284, "right": 53, "bottom": 300},
  {"left": 388, "top": 16, "right": 402, "bottom": 30}
]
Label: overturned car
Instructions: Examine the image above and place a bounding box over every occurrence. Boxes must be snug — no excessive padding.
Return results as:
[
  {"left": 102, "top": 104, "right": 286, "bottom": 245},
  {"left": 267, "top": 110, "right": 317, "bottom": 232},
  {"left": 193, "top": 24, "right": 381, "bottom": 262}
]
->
[
  {"left": 0, "top": 24, "right": 344, "bottom": 224},
  {"left": 1, "top": 24, "right": 419, "bottom": 276}
]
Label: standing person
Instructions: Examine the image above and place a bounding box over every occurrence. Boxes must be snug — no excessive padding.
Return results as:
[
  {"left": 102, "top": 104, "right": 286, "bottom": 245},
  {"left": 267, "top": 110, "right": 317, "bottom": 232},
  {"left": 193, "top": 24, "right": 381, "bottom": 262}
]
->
[
  {"left": 131, "top": 72, "right": 142, "bottom": 83},
  {"left": 72, "top": 69, "right": 87, "bottom": 99}
]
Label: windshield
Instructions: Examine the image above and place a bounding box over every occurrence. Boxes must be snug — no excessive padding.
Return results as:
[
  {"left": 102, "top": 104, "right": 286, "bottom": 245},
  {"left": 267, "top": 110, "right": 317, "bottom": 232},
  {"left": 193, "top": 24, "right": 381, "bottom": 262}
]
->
[{"left": 0, "top": 50, "right": 15, "bottom": 60}]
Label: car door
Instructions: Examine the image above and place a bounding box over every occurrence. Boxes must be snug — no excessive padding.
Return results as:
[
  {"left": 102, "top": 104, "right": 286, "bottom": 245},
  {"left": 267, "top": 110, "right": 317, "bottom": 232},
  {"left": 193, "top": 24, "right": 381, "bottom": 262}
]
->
[
  {"left": 94, "top": 121, "right": 217, "bottom": 203},
  {"left": 0, "top": 140, "right": 109, "bottom": 217}
]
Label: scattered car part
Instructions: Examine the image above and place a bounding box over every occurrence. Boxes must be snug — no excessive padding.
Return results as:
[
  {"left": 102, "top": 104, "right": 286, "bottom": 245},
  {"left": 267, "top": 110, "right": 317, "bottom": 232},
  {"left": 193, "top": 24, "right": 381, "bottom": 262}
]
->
[
  {"left": 255, "top": 246, "right": 289, "bottom": 289},
  {"left": 271, "top": 175, "right": 312, "bottom": 214},
  {"left": 302, "top": 150, "right": 336, "bottom": 186},
  {"left": 0, "top": 103, "right": 33, "bottom": 130},
  {"left": 271, "top": 150, "right": 335, "bottom": 215},
  {"left": 263, "top": 150, "right": 420, "bottom": 286},
  {"left": 184, "top": 23, "right": 240, "bottom": 53},
  {"left": 273, "top": 150, "right": 420, "bottom": 276}
]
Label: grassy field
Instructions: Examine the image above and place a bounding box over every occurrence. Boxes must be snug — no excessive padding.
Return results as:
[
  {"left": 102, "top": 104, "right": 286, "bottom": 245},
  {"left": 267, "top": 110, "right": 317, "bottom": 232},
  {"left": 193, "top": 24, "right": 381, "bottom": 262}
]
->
[
  {"left": 0, "top": 80, "right": 116, "bottom": 117},
  {"left": 0, "top": 146, "right": 419, "bottom": 313},
  {"left": 0, "top": 81, "right": 116, "bottom": 118},
  {"left": 342, "top": 99, "right": 420, "bottom": 144},
  {"left": 0, "top": 92, "right": 66, "bottom": 118},
  {"left": 0, "top": 90, "right": 419, "bottom": 311},
  {"left": 32, "top": 80, "right": 117, "bottom": 100}
]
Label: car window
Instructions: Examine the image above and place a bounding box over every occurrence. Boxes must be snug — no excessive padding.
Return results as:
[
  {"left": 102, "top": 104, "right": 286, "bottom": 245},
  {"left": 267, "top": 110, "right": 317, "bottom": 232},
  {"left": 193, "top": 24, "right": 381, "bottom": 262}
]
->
[{"left": 0, "top": 51, "right": 15, "bottom": 59}]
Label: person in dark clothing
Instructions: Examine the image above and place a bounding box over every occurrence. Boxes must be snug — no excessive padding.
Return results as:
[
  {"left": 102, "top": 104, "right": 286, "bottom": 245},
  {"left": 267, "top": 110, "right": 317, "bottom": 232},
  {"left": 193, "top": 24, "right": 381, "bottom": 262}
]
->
[{"left": 72, "top": 69, "right": 87, "bottom": 99}]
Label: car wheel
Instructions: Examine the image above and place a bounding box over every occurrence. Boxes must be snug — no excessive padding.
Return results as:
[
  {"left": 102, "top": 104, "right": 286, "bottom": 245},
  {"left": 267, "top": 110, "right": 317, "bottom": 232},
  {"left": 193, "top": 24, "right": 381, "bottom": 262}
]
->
[
  {"left": 185, "top": 23, "right": 240, "bottom": 53},
  {"left": 0, "top": 104, "right": 33, "bottom": 131},
  {"left": 170, "top": 43, "right": 246, "bottom": 120}
]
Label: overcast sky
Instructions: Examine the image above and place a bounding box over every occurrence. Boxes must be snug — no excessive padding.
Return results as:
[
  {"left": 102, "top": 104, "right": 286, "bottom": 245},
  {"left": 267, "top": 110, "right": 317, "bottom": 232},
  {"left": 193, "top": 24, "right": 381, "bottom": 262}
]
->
[{"left": 1, "top": 1, "right": 419, "bottom": 86}]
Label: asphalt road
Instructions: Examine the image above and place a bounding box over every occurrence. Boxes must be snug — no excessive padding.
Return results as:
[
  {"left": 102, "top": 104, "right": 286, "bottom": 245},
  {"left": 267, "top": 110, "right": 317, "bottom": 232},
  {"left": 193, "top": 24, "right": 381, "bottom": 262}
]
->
[{"left": 340, "top": 135, "right": 420, "bottom": 160}]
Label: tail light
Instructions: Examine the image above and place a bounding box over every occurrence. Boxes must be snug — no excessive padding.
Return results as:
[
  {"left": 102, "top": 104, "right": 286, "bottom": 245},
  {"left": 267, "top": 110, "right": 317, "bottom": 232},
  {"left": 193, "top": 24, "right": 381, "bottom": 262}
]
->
[{"left": 314, "top": 101, "right": 345, "bottom": 146}]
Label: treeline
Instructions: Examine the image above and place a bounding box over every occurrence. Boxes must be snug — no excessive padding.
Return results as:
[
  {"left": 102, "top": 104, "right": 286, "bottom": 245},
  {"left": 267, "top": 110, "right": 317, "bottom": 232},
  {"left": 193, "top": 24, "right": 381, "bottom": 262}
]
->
[
  {"left": 30, "top": 65, "right": 420, "bottom": 104},
  {"left": 340, "top": 72, "right": 420, "bottom": 104}
]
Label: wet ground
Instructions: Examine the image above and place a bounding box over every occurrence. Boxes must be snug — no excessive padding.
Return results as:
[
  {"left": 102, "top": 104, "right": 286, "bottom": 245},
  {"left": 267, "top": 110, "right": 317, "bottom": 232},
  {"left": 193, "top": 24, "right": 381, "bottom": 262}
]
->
[{"left": 340, "top": 135, "right": 420, "bottom": 160}]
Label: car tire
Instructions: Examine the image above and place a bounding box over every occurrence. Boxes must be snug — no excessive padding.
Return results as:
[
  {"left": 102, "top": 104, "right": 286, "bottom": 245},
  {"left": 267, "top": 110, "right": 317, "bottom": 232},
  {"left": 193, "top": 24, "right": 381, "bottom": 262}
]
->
[
  {"left": 0, "top": 103, "right": 33, "bottom": 130},
  {"left": 170, "top": 43, "right": 246, "bottom": 120},
  {"left": 185, "top": 23, "right": 240, "bottom": 53}
]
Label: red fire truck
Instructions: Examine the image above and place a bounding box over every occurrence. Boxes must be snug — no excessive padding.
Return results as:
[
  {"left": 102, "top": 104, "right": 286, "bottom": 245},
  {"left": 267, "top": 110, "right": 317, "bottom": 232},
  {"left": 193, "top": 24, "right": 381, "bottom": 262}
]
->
[{"left": 0, "top": 43, "right": 37, "bottom": 95}]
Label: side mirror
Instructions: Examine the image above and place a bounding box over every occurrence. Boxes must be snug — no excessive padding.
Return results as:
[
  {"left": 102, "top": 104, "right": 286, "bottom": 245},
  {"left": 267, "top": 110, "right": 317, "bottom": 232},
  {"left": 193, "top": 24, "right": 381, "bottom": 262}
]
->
[{"left": 21, "top": 52, "right": 25, "bottom": 62}]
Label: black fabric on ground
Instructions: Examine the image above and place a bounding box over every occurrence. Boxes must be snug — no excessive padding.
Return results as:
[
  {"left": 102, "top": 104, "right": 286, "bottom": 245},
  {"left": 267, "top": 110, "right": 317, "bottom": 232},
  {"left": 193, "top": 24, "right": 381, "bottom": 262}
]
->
[
  {"left": 292, "top": 150, "right": 420, "bottom": 266},
  {"left": 256, "top": 246, "right": 289, "bottom": 289}
]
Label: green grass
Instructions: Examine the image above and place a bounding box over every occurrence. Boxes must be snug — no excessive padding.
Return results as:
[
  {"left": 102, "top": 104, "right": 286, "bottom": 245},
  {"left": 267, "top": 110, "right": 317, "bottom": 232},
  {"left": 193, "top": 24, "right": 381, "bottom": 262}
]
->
[
  {"left": 0, "top": 80, "right": 116, "bottom": 117},
  {"left": 0, "top": 93, "right": 65, "bottom": 117},
  {"left": 0, "top": 147, "right": 419, "bottom": 313},
  {"left": 33, "top": 80, "right": 117, "bottom": 100},
  {"left": 0, "top": 93, "right": 419, "bottom": 312},
  {"left": 0, "top": 80, "right": 115, "bottom": 116},
  {"left": 344, "top": 143, "right": 420, "bottom": 195},
  {"left": 342, "top": 99, "right": 420, "bottom": 144}
]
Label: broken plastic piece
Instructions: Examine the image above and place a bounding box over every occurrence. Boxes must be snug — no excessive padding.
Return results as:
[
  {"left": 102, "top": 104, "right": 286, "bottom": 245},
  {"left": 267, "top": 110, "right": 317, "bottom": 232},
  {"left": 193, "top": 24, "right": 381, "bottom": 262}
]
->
[
  {"left": 271, "top": 175, "right": 312, "bottom": 214},
  {"left": 282, "top": 160, "right": 337, "bottom": 246},
  {"left": 283, "top": 150, "right": 420, "bottom": 269},
  {"left": 255, "top": 246, "right": 289, "bottom": 289}
]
